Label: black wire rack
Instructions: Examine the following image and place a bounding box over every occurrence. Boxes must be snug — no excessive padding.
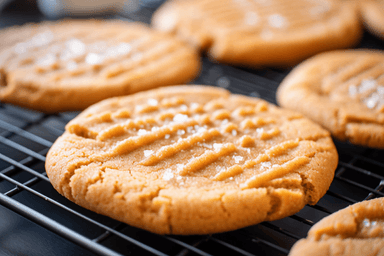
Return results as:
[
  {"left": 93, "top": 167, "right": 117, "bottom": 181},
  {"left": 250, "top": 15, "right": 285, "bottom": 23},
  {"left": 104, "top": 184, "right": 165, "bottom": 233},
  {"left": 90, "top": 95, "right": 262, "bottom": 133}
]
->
[{"left": 0, "top": 2, "right": 383, "bottom": 256}]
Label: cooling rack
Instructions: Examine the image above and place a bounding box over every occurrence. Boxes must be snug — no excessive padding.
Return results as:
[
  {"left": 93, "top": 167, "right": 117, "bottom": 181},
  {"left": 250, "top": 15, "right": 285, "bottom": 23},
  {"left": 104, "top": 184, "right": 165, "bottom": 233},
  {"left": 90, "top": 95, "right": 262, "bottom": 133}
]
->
[{"left": 0, "top": 2, "right": 383, "bottom": 256}]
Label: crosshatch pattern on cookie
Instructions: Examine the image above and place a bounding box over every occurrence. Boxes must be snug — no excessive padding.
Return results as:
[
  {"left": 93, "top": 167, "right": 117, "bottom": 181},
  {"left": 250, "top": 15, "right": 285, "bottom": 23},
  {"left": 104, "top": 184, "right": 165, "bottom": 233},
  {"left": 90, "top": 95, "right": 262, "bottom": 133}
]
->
[
  {"left": 1, "top": 21, "right": 189, "bottom": 78},
  {"left": 65, "top": 89, "right": 331, "bottom": 187},
  {"left": 194, "top": 0, "right": 335, "bottom": 31},
  {"left": 46, "top": 86, "right": 338, "bottom": 234},
  {"left": 277, "top": 50, "right": 384, "bottom": 148},
  {"left": 152, "top": 0, "right": 361, "bottom": 66},
  {"left": 155, "top": 0, "right": 338, "bottom": 37},
  {"left": 0, "top": 20, "right": 200, "bottom": 112}
]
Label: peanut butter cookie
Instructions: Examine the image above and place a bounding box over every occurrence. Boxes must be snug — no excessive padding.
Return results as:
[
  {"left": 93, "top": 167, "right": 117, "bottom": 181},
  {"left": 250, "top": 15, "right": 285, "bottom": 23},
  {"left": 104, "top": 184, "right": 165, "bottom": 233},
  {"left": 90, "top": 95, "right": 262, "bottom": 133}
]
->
[
  {"left": 152, "top": 0, "right": 361, "bottom": 67},
  {"left": 289, "top": 197, "right": 384, "bottom": 256},
  {"left": 46, "top": 85, "right": 338, "bottom": 234},
  {"left": 277, "top": 50, "right": 384, "bottom": 148},
  {"left": 0, "top": 19, "right": 200, "bottom": 112}
]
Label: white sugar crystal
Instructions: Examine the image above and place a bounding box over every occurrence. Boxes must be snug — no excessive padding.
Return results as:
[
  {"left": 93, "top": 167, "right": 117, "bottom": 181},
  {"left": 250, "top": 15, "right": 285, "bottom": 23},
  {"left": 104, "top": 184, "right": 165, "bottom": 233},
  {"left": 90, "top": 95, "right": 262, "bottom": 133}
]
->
[
  {"left": 37, "top": 53, "right": 57, "bottom": 66},
  {"left": 359, "top": 79, "right": 377, "bottom": 93},
  {"left": 165, "top": 134, "right": 171, "bottom": 139},
  {"left": 256, "top": 128, "right": 264, "bottom": 133},
  {"left": 176, "top": 176, "right": 182, "bottom": 180},
  {"left": 173, "top": 114, "right": 189, "bottom": 123},
  {"left": 244, "top": 11, "right": 259, "bottom": 26},
  {"left": 147, "top": 98, "right": 158, "bottom": 106},
  {"left": 144, "top": 150, "right": 154, "bottom": 157},
  {"left": 191, "top": 103, "right": 199, "bottom": 109},
  {"left": 176, "top": 164, "right": 184, "bottom": 172},
  {"left": 138, "top": 129, "right": 148, "bottom": 135},
  {"left": 272, "top": 164, "right": 280, "bottom": 168},
  {"left": 349, "top": 84, "right": 358, "bottom": 97},
  {"left": 268, "top": 14, "right": 288, "bottom": 29},
  {"left": 202, "top": 143, "right": 213, "bottom": 149},
  {"left": 363, "top": 218, "right": 370, "bottom": 227},
  {"left": 163, "top": 170, "right": 174, "bottom": 181},
  {"left": 229, "top": 177, "right": 234, "bottom": 180},
  {"left": 222, "top": 119, "right": 229, "bottom": 126},
  {"left": 85, "top": 53, "right": 104, "bottom": 65},
  {"left": 14, "top": 42, "right": 28, "bottom": 54},
  {"left": 365, "top": 93, "right": 380, "bottom": 109},
  {"left": 196, "top": 127, "right": 207, "bottom": 133},
  {"left": 180, "top": 105, "right": 188, "bottom": 111},
  {"left": 66, "top": 38, "right": 86, "bottom": 56},
  {"left": 371, "top": 221, "right": 378, "bottom": 226},
  {"left": 261, "top": 162, "right": 272, "bottom": 169},
  {"left": 177, "top": 129, "right": 185, "bottom": 135},
  {"left": 233, "top": 156, "right": 243, "bottom": 163},
  {"left": 243, "top": 148, "right": 251, "bottom": 154},
  {"left": 151, "top": 127, "right": 159, "bottom": 132},
  {"left": 213, "top": 143, "right": 223, "bottom": 150},
  {"left": 231, "top": 129, "right": 237, "bottom": 136}
]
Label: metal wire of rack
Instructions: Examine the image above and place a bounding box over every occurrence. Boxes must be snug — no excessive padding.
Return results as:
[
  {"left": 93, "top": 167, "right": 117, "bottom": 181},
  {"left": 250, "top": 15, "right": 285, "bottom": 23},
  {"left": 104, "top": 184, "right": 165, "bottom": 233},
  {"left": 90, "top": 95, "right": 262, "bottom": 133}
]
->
[{"left": 0, "top": 2, "right": 383, "bottom": 256}]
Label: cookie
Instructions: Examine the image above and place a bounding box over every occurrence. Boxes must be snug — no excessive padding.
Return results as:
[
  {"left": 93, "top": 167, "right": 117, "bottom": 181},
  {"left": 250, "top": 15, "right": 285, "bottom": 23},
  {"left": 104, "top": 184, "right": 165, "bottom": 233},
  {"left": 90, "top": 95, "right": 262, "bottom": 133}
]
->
[
  {"left": 360, "top": 0, "right": 384, "bottom": 40},
  {"left": 289, "top": 197, "right": 384, "bottom": 256},
  {"left": 151, "top": 0, "right": 361, "bottom": 67},
  {"left": 46, "top": 85, "right": 338, "bottom": 234},
  {"left": 277, "top": 50, "right": 384, "bottom": 148},
  {"left": 0, "top": 19, "right": 200, "bottom": 113}
]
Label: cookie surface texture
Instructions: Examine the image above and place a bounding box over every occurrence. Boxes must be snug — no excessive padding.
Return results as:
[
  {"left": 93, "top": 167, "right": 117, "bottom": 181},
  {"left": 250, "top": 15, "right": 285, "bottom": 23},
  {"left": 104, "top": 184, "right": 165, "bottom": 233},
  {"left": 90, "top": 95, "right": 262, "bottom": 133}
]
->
[
  {"left": 360, "top": 0, "right": 384, "bottom": 40},
  {"left": 46, "top": 85, "right": 338, "bottom": 234},
  {"left": 277, "top": 50, "right": 384, "bottom": 148},
  {"left": 0, "top": 20, "right": 200, "bottom": 113},
  {"left": 289, "top": 197, "right": 384, "bottom": 256},
  {"left": 152, "top": 0, "right": 361, "bottom": 67}
]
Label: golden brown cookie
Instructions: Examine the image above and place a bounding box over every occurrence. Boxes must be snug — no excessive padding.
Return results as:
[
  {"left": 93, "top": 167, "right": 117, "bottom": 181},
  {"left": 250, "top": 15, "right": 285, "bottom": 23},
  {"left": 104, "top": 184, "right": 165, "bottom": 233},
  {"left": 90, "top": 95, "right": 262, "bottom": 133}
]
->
[
  {"left": 46, "top": 85, "right": 338, "bottom": 235},
  {"left": 289, "top": 197, "right": 384, "bottom": 256},
  {"left": 277, "top": 50, "right": 384, "bottom": 148},
  {"left": 152, "top": 0, "right": 361, "bottom": 67},
  {"left": 360, "top": 0, "right": 384, "bottom": 40},
  {"left": 0, "top": 19, "right": 200, "bottom": 113}
]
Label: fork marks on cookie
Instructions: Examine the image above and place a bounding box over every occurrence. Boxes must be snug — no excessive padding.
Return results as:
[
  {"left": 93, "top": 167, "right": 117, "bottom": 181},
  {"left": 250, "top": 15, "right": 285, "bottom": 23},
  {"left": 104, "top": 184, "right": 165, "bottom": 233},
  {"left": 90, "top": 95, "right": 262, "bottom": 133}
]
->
[{"left": 66, "top": 94, "right": 322, "bottom": 189}]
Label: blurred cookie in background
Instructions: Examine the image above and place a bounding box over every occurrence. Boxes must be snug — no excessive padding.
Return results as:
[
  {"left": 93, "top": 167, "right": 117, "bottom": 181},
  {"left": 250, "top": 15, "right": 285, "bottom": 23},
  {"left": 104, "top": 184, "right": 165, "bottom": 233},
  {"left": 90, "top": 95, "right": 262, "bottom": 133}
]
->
[
  {"left": 360, "top": 0, "right": 384, "bottom": 40},
  {"left": 0, "top": 19, "right": 200, "bottom": 113},
  {"left": 152, "top": 0, "right": 362, "bottom": 67},
  {"left": 277, "top": 50, "right": 384, "bottom": 148}
]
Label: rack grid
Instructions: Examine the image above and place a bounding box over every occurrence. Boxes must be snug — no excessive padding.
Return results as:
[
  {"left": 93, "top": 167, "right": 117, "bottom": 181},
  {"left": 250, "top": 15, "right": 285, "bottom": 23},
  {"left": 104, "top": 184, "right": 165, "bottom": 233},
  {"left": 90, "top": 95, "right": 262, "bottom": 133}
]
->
[{"left": 0, "top": 3, "right": 383, "bottom": 256}]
